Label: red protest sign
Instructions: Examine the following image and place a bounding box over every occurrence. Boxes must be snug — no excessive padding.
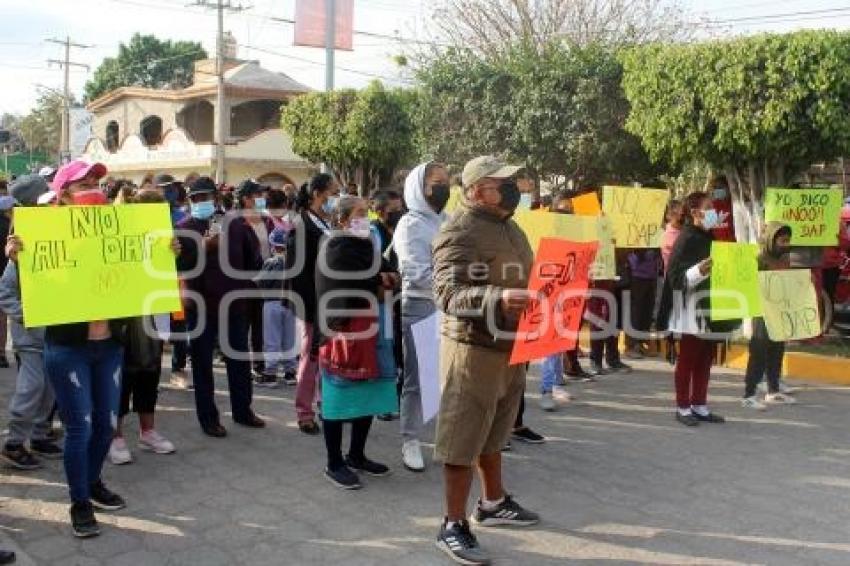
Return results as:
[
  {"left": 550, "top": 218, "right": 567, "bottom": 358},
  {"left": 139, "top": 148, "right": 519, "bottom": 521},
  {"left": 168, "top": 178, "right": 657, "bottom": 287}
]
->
[{"left": 509, "top": 238, "right": 598, "bottom": 365}]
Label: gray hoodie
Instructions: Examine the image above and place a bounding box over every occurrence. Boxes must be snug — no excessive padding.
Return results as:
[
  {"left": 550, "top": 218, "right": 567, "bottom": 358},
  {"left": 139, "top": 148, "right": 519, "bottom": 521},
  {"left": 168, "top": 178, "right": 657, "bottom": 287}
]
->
[
  {"left": 394, "top": 162, "right": 446, "bottom": 302},
  {"left": 0, "top": 262, "right": 45, "bottom": 352}
]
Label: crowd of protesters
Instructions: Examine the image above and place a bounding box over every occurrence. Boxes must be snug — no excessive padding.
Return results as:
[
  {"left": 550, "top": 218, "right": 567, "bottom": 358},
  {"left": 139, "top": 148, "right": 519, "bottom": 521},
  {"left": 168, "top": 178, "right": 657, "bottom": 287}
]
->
[{"left": 0, "top": 158, "right": 847, "bottom": 566}]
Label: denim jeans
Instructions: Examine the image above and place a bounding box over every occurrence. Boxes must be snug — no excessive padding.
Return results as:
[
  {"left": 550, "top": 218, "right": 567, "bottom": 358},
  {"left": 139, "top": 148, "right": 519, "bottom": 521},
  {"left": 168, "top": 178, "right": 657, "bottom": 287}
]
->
[
  {"left": 7, "top": 351, "right": 55, "bottom": 445},
  {"left": 262, "top": 301, "right": 298, "bottom": 373},
  {"left": 400, "top": 298, "right": 436, "bottom": 441},
  {"left": 45, "top": 339, "right": 122, "bottom": 503},
  {"left": 541, "top": 353, "right": 563, "bottom": 394}
]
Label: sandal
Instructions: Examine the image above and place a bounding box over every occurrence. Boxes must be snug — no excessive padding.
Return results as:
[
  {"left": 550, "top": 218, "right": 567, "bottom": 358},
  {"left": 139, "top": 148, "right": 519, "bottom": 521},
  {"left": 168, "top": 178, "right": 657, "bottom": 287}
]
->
[{"left": 298, "top": 420, "right": 321, "bottom": 435}]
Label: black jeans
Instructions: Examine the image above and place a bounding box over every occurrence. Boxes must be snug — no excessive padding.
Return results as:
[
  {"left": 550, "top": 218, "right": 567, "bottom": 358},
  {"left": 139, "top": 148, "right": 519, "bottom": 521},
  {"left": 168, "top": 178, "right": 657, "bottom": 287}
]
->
[
  {"left": 188, "top": 303, "right": 254, "bottom": 427},
  {"left": 744, "top": 318, "right": 785, "bottom": 397},
  {"left": 119, "top": 369, "right": 161, "bottom": 417},
  {"left": 248, "top": 298, "right": 264, "bottom": 371},
  {"left": 626, "top": 278, "right": 657, "bottom": 350},
  {"left": 323, "top": 416, "right": 373, "bottom": 470},
  {"left": 170, "top": 315, "right": 189, "bottom": 372}
]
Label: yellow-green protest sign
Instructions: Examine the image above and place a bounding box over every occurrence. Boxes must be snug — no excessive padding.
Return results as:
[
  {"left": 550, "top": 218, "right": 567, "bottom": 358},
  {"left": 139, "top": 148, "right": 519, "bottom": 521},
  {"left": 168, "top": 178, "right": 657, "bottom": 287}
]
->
[
  {"left": 764, "top": 187, "right": 843, "bottom": 246},
  {"left": 758, "top": 269, "right": 820, "bottom": 341},
  {"left": 710, "top": 242, "right": 763, "bottom": 321},
  {"left": 602, "top": 186, "right": 669, "bottom": 248},
  {"left": 513, "top": 211, "right": 616, "bottom": 279},
  {"left": 16, "top": 204, "right": 181, "bottom": 327}
]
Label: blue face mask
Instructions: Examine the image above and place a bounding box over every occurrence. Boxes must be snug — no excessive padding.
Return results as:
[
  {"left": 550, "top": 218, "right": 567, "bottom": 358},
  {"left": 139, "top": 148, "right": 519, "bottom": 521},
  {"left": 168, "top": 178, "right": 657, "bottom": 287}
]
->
[
  {"left": 702, "top": 208, "right": 720, "bottom": 230},
  {"left": 254, "top": 197, "right": 267, "bottom": 211},
  {"left": 519, "top": 193, "right": 532, "bottom": 210},
  {"left": 191, "top": 200, "right": 216, "bottom": 220},
  {"left": 322, "top": 196, "right": 338, "bottom": 215}
]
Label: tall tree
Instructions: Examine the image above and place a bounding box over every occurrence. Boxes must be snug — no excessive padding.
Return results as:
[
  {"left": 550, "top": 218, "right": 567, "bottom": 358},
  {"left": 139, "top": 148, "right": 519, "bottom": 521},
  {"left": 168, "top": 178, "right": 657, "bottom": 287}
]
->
[
  {"left": 19, "top": 91, "right": 67, "bottom": 156},
  {"left": 620, "top": 30, "right": 850, "bottom": 238},
  {"left": 418, "top": 0, "right": 692, "bottom": 59},
  {"left": 281, "top": 81, "right": 416, "bottom": 192},
  {"left": 84, "top": 33, "right": 207, "bottom": 102},
  {"left": 414, "top": 40, "right": 663, "bottom": 190}
]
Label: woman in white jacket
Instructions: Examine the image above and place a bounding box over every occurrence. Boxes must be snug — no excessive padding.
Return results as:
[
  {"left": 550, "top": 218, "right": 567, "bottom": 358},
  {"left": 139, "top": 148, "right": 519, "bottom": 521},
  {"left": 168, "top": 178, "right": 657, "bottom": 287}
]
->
[{"left": 395, "top": 161, "right": 450, "bottom": 471}]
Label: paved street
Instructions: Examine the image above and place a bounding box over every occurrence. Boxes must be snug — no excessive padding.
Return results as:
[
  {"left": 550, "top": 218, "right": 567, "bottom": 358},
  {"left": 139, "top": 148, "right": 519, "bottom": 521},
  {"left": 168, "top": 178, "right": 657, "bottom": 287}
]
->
[{"left": 2, "top": 356, "right": 850, "bottom": 565}]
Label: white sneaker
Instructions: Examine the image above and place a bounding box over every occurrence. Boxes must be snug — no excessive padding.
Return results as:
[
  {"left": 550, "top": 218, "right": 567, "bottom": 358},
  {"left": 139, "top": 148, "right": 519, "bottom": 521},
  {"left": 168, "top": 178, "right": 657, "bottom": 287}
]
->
[
  {"left": 139, "top": 429, "right": 176, "bottom": 454},
  {"left": 402, "top": 439, "right": 425, "bottom": 472},
  {"left": 552, "top": 385, "right": 572, "bottom": 403},
  {"left": 109, "top": 437, "right": 132, "bottom": 465},
  {"left": 741, "top": 396, "right": 767, "bottom": 410},
  {"left": 765, "top": 392, "right": 797, "bottom": 405},
  {"left": 539, "top": 392, "right": 557, "bottom": 412},
  {"left": 170, "top": 370, "right": 188, "bottom": 389}
]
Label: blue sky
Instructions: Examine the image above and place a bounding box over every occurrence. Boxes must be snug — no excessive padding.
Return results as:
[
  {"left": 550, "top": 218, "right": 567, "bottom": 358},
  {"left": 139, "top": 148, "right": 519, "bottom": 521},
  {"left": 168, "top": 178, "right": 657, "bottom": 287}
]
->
[{"left": 1, "top": 0, "right": 849, "bottom": 116}]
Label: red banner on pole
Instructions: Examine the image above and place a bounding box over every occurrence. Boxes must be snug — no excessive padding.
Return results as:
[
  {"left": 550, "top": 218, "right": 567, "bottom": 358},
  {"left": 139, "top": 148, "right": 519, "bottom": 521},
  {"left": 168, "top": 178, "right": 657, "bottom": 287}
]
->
[
  {"left": 294, "top": 0, "right": 354, "bottom": 51},
  {"left": 509, "top": 238, "right": 598, "bottom": 365}
]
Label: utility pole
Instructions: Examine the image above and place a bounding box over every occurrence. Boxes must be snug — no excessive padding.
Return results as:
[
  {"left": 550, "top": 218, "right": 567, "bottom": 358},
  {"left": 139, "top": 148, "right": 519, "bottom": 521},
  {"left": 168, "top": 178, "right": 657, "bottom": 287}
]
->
[
  {"left": 193, "top": 0, "right": 250, "bottom": 184},
  {"left": 325, "top": 0, "right": 336, "bottom": 92},
  {"left": 47, "top": 37, "right": 90, "bottom": 163}
]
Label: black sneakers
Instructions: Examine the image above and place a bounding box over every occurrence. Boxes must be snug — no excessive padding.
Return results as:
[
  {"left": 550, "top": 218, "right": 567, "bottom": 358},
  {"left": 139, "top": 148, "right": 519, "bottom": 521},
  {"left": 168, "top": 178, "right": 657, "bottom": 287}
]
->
[
  {"left": 89, "top": 480, "right": 126, "bottom": 511},
  {"left": 694, "top": 412, "right": 726, "bottom": 424},
  {"left": 324, "top": 465, "right": 362, "bottom": 490},
  {"left": 471, "top": 495, "right": 540, "bottom": 527},
  {"left": 70, "top": 501, "right": 100, "bottom": 538},
  {"left": 254, "top": 372, "right": 279, "bottom": 388},
  {"left": 1, "top": 443, "right": 42, "bottom": 470},
  {"left": 607, "top": 360, "right": 633, "bottom": 373},
  {"left": 30, "top": 439, "right": 63, "bottom": 460},
  {"left": 282, "top": 371, "right": 297, "bottom": 386},
  {"left": 511, "top": 427, "right": 545, "bottom": 444},
  {"left": 436, "top": 519, "right": 491, "bottom": 565},
  {"left": 344, "top": 455, "right": 391, "bottom": 477},
  {"left": 675, "top": 412, "right": 700, "bottom": 427}
]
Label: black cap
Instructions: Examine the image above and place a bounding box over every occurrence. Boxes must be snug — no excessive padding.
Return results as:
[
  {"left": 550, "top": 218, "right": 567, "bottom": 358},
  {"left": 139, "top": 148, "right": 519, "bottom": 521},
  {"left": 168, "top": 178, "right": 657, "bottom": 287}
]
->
[
  {"left": 153, "top": 173, "right": 179, "bottom": 188},
  {"left": 187, "top": 176, "right": 217, "bottom": 198},
  {"left": 10, "top": 175, "right": 49, "bottom": 206},
  {"left": 235, "top": 179, "right": 266, "bottom": 199}
]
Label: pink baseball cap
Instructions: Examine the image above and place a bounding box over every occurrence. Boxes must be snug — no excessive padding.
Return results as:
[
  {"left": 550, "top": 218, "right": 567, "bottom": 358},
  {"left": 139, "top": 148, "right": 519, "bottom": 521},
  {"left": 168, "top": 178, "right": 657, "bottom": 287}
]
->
[{"left": 52, "top": 160, "right": 108, "bottom": 197}]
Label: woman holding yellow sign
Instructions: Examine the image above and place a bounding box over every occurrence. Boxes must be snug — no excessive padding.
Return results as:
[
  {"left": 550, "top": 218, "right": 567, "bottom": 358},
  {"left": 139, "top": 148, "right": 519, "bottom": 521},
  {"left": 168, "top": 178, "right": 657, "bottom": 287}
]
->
[
  {"left": 7, "top": 160, "right": 126, "bottom": 539},
  {"left": 658, "top": 191, "right": 728, "bottom": 428}
]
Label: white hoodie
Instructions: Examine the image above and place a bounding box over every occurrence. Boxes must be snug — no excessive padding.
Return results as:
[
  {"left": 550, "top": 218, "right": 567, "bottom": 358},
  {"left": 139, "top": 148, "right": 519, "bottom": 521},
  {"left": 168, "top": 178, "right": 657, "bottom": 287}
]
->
[{"left": 394, "top": 162, "right": 446, "bottom": 302}]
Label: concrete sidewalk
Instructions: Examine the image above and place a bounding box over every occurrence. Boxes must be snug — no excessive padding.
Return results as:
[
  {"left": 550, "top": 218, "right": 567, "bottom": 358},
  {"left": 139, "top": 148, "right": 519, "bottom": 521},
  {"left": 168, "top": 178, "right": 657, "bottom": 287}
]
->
[{"left": 2, "top": 358, "right": 850, "bottom": 565}]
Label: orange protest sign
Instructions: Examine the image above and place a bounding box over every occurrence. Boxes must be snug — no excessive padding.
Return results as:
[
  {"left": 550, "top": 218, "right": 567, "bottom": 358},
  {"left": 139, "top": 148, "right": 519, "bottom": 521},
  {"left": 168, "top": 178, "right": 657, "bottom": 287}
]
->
[
  {"left": 509, "top": 239, "right": 598, "bottom": 365},
  {"left": 572, "top": 192, "right": 602, "bottom": 216}
]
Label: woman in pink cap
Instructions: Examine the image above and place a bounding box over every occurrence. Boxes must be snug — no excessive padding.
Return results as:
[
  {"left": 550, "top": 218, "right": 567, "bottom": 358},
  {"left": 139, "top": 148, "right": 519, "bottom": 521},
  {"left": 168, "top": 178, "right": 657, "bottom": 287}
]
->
[{"left": 7, "top": 160, "right": 126, "bottom": 539}]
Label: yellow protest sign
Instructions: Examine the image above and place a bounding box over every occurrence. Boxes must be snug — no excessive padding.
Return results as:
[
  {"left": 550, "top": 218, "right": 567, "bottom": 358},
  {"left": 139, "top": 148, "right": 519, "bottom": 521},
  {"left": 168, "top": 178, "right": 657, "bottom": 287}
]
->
[
  {"left": 710, "top": 242, "right": 763, "bottom": 321},
  {"left": 16, "top": 204, "right": 182, "bottom": 327},
  {"left": 758, "top": 269, "right": 820, "bottom": 341},
  {"left": 602, "top": 186, "right": 669, "bottom": 247},
  {"left": 513, "top": 210, "right": 616, "bottom": 280},
  {"left": 764, "top": 187, "right": 843, "bottom": 246},
  {"left": 572, "top": 192, "right": 602, "bottom": 216}
]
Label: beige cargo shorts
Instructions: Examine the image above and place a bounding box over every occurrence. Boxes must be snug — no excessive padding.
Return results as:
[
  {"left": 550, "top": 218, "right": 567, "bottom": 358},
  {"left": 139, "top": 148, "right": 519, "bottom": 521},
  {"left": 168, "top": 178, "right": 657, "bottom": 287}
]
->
[{"left": 434, "top": 338, "right": 526, "bottom": 466}]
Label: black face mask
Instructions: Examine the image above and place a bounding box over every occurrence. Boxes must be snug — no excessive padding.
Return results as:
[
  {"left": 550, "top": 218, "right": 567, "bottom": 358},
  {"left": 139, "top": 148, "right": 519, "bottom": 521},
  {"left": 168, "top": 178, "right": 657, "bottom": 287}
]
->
[
  {"left": 386, "top": 210, "right": 404, "bottom": 228},
  {"left": 426, "top": 183, "right": 451, "bottom": 213},
  {"left": 497, "top": 180, "right": 522, "bottom": 213}
]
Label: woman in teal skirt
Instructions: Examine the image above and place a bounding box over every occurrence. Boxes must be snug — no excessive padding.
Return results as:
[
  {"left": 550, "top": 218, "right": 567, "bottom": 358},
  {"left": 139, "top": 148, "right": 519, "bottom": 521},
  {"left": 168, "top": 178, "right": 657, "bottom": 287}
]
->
[{"left": 316, "top": 196, "right": 399, "bottom": 489}]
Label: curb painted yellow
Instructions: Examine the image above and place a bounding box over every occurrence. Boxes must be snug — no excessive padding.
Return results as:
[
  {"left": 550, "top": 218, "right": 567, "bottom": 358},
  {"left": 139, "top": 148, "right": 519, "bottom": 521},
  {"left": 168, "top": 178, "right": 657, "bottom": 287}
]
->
[
  {"left": 579, "top": 330, "right": 848, "bottom": 385},
  {"left": 726, "top": 344, "right": 850, "bottom": 385}
]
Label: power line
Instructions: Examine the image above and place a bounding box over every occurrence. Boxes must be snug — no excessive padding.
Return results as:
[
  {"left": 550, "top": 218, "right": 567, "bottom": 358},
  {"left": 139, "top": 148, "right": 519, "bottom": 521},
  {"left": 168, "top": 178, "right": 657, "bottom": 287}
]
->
[
  {"left": 240, "top": 43, "right": 411, "bottom": 83},
  {"left": 705, "top": 6, "right": 850, "bottom": 25}
]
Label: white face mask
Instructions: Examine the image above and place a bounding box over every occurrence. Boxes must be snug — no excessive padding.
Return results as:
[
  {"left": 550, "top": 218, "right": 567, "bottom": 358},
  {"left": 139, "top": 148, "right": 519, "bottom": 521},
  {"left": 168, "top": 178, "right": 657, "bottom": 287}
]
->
[{"left": 349, "top": 216, "right": 372, "bottom": 238}]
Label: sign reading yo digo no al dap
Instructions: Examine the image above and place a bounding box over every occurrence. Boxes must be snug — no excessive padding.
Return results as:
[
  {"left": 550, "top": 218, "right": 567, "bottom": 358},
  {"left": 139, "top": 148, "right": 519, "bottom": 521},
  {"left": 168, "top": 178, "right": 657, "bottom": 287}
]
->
[
  {"left": 764, "top": 187, "right": 843, "bottom": 246},
  {"left": 16, "top": 204, "right": 182, "bottom": 328}
]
